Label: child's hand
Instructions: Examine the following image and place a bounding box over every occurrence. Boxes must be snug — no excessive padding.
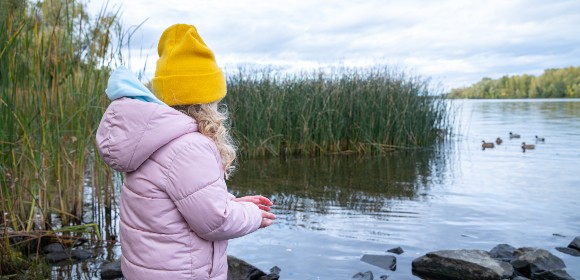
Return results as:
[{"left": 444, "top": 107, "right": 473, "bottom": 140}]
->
[
  {"left": 233, "top": 195, "right": 276, "bottom": 228},
  {"left": 260, "top": 210, "right": 276, "bottom": 228},
  {"left": 234, "top": 195, "right": 273, "bottom": 211}
]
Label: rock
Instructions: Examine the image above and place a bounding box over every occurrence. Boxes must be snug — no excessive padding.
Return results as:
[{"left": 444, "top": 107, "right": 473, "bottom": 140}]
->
[
  {"left": 489, "top": 244, "right": 516, "bottom": 262},
  {"left": 411, "top": 249, "right": 513, "bottom": 280},
  {"left": 259, "top": 270, "right": 281, "bottom": 280},
  {"left": 101, "top": 260, "right": 123, "bottom": 279},
  {"left": 510, "top": 247, "right": 570, "bottom": 279},
  {"left": 227, "top": 255, "right": 267, "bottom": 280},
  {"left": 379, "top": 275, "right": 389, "bottom": 280},
  {"left": 255, "top": 264, "right": 280, "bottom": 279},
  {"left": 568, "top": 236, "right": 580, "bottom": 251},
  {"left": 360, "top": 254, "right": 396, "bottom": 271},
  {"left": 533, "top": 269, "right": 575, "bottom": 280},
  {"left": 269, "top": 266, "right": 281, "bottom": 275},
  {"left": 510, "top": 247, "right": 565, "bottom": 272},
  {"left": 555, "top": 247, "right": 580, "bottom": 257},
  {"left": 387, "top": 246, "right": 404, "bottom": 255},
  {"left": 512, "top": 276, "right": 530, "bottom": 280},
  {"left": 44, "top": 251, "right": 72, "bottom": 263},
  {"left": 352, "top": 271, "right": 373, "bottom": 279},
  {"left": 71, "top": 248, "right": 94, "bottom": 260},
  {"left": 43, "top": 243, "right": 65, "bottom": 254}
]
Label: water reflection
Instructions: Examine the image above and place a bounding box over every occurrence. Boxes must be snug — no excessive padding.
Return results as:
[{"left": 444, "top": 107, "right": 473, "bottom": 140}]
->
[
  {"left": 470, "top": 99, "right": 580, "bottom": 121},
  {"left": 230, "top": 144, "right": 454, "bottom": 215},
  {"left": 51, "top": 169, "right": 122, "bottom": 279}
]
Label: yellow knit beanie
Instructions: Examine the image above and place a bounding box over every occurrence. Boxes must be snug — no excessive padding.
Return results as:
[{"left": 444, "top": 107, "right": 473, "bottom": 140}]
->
[{"left": 152, "top": 24, "right": 226, "bottom": 106}]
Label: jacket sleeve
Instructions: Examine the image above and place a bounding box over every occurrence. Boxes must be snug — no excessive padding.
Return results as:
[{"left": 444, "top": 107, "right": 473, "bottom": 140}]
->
[{"left": 164, "top": 138, "right": 263, "bottom": 241}]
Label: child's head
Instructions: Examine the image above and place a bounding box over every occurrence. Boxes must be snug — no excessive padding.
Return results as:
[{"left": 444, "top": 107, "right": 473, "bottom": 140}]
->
[
  {"left": 152, "top": 24, "right": 226, "bottom": 106},
  {"left": 153, "top": 24, "right": 236, "bottom": 178}
]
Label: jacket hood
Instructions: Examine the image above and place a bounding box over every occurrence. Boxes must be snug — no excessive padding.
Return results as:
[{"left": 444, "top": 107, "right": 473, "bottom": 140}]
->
[
  {"left": 96, "top": 68, "right": 197, "bottom": 172},
  {"left": 106, "top": 66, "right": 164, "bottom": 104}
]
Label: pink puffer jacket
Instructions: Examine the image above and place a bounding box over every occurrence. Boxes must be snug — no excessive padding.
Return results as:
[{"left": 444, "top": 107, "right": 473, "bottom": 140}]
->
[{"left": 96, "top": 97, "right": 262, "bottom": 280}]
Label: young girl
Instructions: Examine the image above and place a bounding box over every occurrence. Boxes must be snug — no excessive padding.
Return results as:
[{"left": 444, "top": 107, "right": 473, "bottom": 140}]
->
[{"left": 96, "top": 24, "right": 275, "bottom": 280}]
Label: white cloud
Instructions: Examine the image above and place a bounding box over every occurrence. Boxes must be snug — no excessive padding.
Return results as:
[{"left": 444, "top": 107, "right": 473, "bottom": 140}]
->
[{"left": 87, "top": 0, "right": 580, "bottom": 89}]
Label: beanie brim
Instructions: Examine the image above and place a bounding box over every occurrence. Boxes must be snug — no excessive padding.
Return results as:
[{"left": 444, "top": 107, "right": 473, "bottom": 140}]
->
[{"left": 152, "top": 70, "right": 226, "bottom": 106}]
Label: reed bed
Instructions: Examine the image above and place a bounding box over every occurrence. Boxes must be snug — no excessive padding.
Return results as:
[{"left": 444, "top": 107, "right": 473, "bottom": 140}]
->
[
  {"left": 0, "top": 0, "right": 124, "bottom": 273},
  {"left": 225, "top": 66, "right": 452, "bottom": 158}
]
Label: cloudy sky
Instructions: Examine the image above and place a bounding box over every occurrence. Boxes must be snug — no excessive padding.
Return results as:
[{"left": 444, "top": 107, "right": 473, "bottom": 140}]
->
[{"left": 88, "top": 0, "right": 580, "bottom": 90}]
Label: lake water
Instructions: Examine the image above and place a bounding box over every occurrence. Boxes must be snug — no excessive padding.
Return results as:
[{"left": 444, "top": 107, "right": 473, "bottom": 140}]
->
[
  {"left": 55, "top": 99, "right": 580, "bottom": 279},
  {"left": 226, "top": 99, "right": 580, "bottom": 279}
]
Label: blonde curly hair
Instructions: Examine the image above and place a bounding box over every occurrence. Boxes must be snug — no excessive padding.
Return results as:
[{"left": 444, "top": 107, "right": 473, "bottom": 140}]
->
[{"left": 173, "top": 103, "right": 237, "bottom": 179}]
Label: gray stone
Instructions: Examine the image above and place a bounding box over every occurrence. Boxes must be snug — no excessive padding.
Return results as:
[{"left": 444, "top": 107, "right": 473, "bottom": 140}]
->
[
  {"left": 555, "top": 247, "right": 580, "bottom": 257},
  {"left": 258, "top": 265, "right": 280, "bottom": 279},
  {"left": 512, "top": 277, "right": 530, "bottom": 280},
  {"left": 352, "top": 271, "right": 373, "bottom": 280},
  {"left": 71, "top": 248, "right": 94, "bottom": 260},
  {"left": 510, "top": 247, "right": 566, "bottom": 276},
  {"left": 387, "top": 246, "right": 404, "bottom": 255},
  {"left": 411, "top": 249, "right": 514, "bottom": 280},
  {"left": 227, "top": 255, "right": 266, "bottom": 280},
  {"left": 43, "top": 243, "right": 65, "bottom": 254},
  {"left": 360, "top": 254, "right": 396, "bottom": 271},
  {"left": 269, "top": 266, "right": 281, "bottom": 275},
  {"left": 259, "top": 272, "right": 280, "bottom": 280},
  {"left": 532, "top": 269, "right": 575, "bottom": 280},
  {"left": 101, "top": 260, "right": 123, "bottom": 279},
  {"left": 44, "top": 251, "right": 71, "bottom": 263},
  {"left": 568, "top": 236, "right": 580, "bottom": 251},
  {"left": 490, "top": 244, "right": 516, "bottom": 262}
]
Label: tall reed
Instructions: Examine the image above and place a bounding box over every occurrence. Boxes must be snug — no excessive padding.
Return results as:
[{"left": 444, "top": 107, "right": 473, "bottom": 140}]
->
[
  {"left": 0, "top": 0, "right": 123, "bottom": 259},
  {"left": 224, "top": 66, "right": 452, "bottom": 158}
]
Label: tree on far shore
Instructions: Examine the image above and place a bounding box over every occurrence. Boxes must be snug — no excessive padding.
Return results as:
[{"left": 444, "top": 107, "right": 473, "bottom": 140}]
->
[{"left": 448, "top": 66, "right": 580, "bottom": 99}]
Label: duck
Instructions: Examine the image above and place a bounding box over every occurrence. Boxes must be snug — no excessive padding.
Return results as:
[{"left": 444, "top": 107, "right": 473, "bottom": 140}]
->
[
  {"left": 522, "top": 142, "right": 535, "bottom": 151},
  {"left": 509, "top": 132, "right": 520, "bottom": 139},
  {"left": 495, "top": 137, "right": 503, "bottom": 145},
  {"left": 482, "top": 140, "right": 495, "bottom": 149},
  {"left": 535, "top": 135, "right": 545, "bottom": 142}
]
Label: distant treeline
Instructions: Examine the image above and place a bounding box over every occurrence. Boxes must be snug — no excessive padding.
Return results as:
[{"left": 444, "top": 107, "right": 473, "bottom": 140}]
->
[{"left": 448, "top": 66, "right": 580, "bottom": 99}]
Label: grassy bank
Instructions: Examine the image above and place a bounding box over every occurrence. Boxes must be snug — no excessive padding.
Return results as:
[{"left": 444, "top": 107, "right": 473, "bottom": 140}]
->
[
  {"left": 0, "top": 0, "right": 122, "bottom": 275},
  {"left": 225, "top": 66, "right": 452, "bottom": 158}
]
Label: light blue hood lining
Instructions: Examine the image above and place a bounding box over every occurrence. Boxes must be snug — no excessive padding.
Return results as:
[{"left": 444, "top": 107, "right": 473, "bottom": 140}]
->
[{"left": 106, "top": 66, "right": 165, "bottom": 105}]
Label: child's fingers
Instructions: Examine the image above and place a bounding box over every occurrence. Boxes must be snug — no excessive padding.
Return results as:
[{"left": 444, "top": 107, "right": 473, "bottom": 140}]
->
[
  {"left": 234, "top": 195, "right": 273, "bottom": 206},
  {"left": 261, "top": 210, "right": 276, "bottom": 220},
  {"left": 245, "top": 196, "right": 273, "bottom": 207},
  {"left": 258, "top": 205, "right": 271, "bottom": 211},
  {"left": 256, "top": 196, "right": 273, "bottom": 206},
  {"left": 260, "top": 211, "right": 276, "bottom": 228},
  {"left": 260, "top": 218, "right": 273, "bottom": 228}
]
